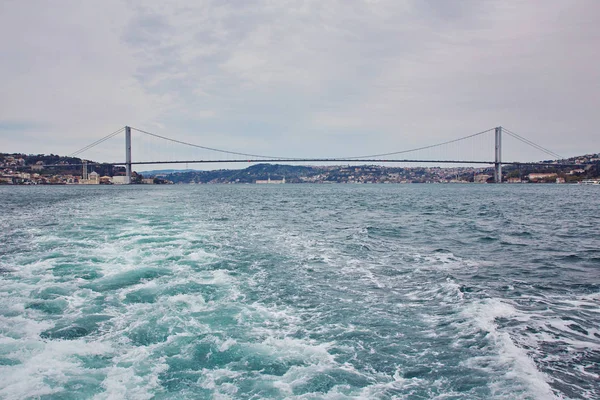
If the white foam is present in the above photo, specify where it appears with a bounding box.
[198,367,241,393]
[95,347,168,400]
[188,248,217,261]
[460,298,557,399]
[0,339,112,400]
[218,338,237,352]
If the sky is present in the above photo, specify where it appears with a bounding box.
[1,0,599,167]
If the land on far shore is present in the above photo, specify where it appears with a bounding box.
[1,152,599,185]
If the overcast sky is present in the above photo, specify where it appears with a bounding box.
[1,0,598,166]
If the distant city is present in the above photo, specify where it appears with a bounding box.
[1,152,599,185]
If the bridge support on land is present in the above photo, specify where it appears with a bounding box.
[494,126,502,183]
[125,126,132,184]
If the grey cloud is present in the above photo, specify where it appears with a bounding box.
[122,12,171,47]
[0,121,47,132]
[0,0,598,163]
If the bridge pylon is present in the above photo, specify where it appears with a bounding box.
[494,126,502,183]
[125,126,132,184]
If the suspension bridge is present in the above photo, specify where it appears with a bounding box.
[52,125,581,184]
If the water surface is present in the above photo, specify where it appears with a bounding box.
[0,184,598,399]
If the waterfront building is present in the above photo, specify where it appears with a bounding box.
[80,171,100,185]
[112,176,129,185]
[528,173,557,182]
[474,174,492,183]
[256,176,286,184]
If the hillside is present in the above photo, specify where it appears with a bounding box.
[1,152,598,184]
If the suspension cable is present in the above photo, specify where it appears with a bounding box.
[339,128,496,159]
[67,126,563,164]
[503,128,563,159]
[131,127,497,161]
[131,127,292,160]
[69,127,125,157]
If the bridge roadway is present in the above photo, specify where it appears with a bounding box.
[37,159,589,168]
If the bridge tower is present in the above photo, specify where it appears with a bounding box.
[494,126,502,183]
[125,126,132,184]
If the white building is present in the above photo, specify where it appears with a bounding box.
[112,176,129,185]
[80,171,100,185]
[256,176,286,184]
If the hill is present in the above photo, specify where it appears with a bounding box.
[1,152,598,184]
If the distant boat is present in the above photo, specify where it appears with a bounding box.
[579,179,600,185]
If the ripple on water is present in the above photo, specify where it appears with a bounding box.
[83,267,171,292]
[0,185,599,399]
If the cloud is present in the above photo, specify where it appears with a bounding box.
[0,121,46,131]
[0,0,598,165]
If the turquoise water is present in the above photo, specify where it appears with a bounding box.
[0,184,599,399]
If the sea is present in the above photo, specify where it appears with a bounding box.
[0,184,598,399]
